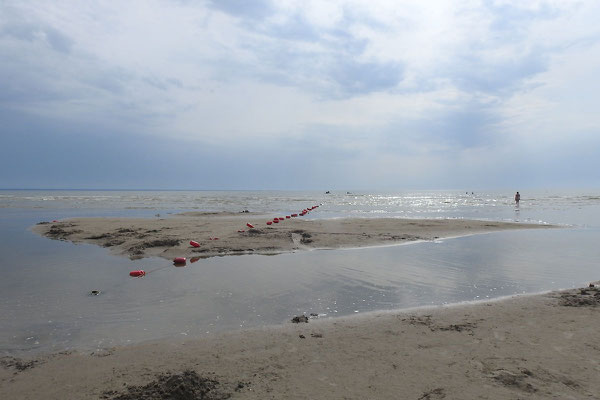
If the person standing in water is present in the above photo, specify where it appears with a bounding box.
[515,191,521,205]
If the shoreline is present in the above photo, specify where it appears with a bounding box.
[31,213,556,261]
[2,283,599,399]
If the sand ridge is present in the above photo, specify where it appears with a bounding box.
[31,213,555,261]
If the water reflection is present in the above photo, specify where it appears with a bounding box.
[1,226,599,356]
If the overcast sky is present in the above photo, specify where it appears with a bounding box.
[1,0,599,190]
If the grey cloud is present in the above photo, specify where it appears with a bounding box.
[84,71,128,95]
[438,2,562,96]
[329,59,402,96]
[140,76,183,91]
[222,24,400,98]
[229,42,403,98]
[485,1,560,34]
[206,0,274,19]
[370,102,501,157]
[202,3,396,98]
[43,26,73,53]
[259,13,320,42]
[425,107,499,149]
[1,23,73,54]
[445,47,548,96]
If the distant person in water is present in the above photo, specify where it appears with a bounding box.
[515,191,521,205]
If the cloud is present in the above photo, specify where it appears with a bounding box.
[1,0,600,189]
[206,0,274,20]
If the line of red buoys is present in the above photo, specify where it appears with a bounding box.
[264,204,320,225]
[136,204,322,277]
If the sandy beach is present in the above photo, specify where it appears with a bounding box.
[15,214,599,399]
[1,283,599,399]
[32,213,554,261]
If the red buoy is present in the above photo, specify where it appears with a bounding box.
[190,256,200,263]
[266,221,272,225]
[190,240,200,248]
[246,223,254,228]
[129,270,145,277]
[237,229,245,233]
[286,215,291,219]
[174,257,186,264]
[291,213,298,217]
[273,219,279,223]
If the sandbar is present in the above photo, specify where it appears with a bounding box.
[32,213,555,260]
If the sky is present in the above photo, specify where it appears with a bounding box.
[1,0,600,190]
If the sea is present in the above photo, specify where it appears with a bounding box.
[1,189,599,356]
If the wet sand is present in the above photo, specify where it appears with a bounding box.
[32,213,554,260]
[2,283,599,399]
[16,214,592,399]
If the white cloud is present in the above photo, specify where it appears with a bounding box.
[1,0,600,188]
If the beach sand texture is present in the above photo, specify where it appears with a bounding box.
[32,213,554,260]
[15,214,598,399]
[1,284,599,399]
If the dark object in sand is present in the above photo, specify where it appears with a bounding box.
[104,370,230,400]
[559,286,600,307]
[0,357,38,372]
[128,238,181,256]
[300,232,313,244]
[144,238,181,248]
[90,290,101,296]
[36,221,50,225]
[46,225,82,239]
[291,315,309,323]
[86,233,112,240]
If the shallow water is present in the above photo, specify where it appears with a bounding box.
[1,190,599,355]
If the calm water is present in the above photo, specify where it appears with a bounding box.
[1,189,599,355]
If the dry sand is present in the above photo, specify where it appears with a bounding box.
[1,284,599,399]
[32,213,554,261]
